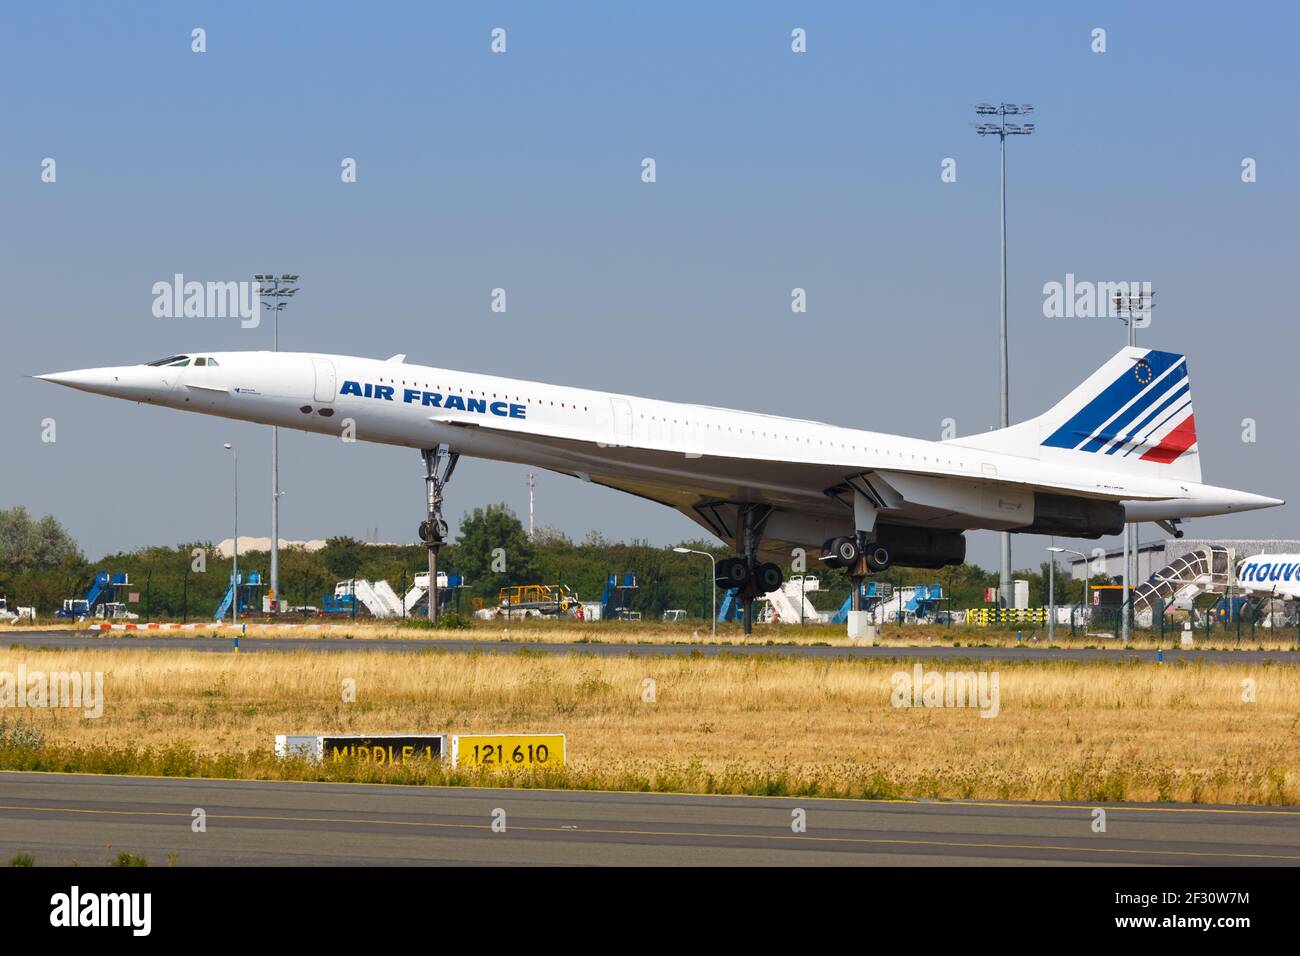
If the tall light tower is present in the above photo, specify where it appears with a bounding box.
[1112,289,1154,643]
[975,102,1035,607]
[223,443,238,625]
[255,273,300,614]
[527,472,536,537]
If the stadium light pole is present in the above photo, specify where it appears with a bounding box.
[674,547,716,638]
[1045,548,1086,639]
[975,103,1035,608]
[1049,546,1090,635]
[1044,541,1061,642]
[223,442,238,626]
[255,274,299,616]
[1112,290,1154,644]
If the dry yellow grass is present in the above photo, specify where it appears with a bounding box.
[1,647,1297,804]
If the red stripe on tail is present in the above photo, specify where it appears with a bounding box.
[1140,415,1197,464]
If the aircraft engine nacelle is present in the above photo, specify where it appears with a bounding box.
[1020,493,1124,538]
[874,525,966,570]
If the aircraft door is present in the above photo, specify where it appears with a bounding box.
[312,358,337,403]
[610,398,633,445]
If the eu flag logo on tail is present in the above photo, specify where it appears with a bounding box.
[1042,349,1195,462]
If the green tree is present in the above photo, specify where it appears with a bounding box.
[0,507,81,573]
[456,504,537,598]
[320,536,366,579]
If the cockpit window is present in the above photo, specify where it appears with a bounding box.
[167,358,190,367]
[146,355,188,367]
[206,358,219,366]
[194,357,207,367]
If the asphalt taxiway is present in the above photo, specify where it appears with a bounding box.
[1,772,1296,866]
[2,630,1296,664]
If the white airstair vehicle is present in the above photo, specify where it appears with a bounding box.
[403,572,458,617]
[758,575,826,624]
[1130,545,1233,626]
[334,579,405,619]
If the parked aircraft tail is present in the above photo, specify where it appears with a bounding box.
[947,347,1201,483]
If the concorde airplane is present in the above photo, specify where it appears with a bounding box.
[36,346,1282,614]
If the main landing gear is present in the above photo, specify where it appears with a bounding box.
[820,532,891,619]
[419,444,459,623]
[820,534,891,573]
[715,505,784,636]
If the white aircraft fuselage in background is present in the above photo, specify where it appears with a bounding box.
[36,346,1283,569]
[1236,554,1300,600]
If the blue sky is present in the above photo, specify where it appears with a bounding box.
[2,1,1297,569]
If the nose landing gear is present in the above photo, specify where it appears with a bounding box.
[420,444,459,623]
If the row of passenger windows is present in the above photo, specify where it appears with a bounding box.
[374,376,589,412]
[640,413,964,464]
[371,376,962,466]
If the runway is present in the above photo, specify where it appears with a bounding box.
[3,630,1298,664]
[0,771,1296,866]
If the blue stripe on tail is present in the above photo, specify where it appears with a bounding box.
[1042,350,1184,451]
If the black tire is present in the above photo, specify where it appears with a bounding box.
[820,536,859,569]
[715,557,751,590]
[419,519,448,544]
[755,562,783,594]
[865,544,891,572]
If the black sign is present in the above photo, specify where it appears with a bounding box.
[320,734,445,764]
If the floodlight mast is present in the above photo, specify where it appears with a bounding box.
[255,274,300,615]
[974,102,1035,608]
[1111,289,1155,645]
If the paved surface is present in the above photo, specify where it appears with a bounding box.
[0,772,1296,866]
[2,629,1297,663]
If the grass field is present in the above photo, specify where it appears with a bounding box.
[1,646,1296,804]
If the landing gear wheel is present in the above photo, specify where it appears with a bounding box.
[418,518,448,544]
[716,557,752,591]
[755,562,784,594]
[821,536,860,569]
[865,544,891,573]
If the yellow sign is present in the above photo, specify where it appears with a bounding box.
[452,734,565,770]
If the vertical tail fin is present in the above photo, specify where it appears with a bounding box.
[946,347,1201,482]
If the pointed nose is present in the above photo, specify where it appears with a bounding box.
[36,367,123,395]
[36,370,96,387]
[35,366,166,401]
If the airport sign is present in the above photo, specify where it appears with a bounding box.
[451,733,565,770]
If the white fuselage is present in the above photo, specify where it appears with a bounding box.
[36,351,1283,550]
[1236,554,1300,599]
